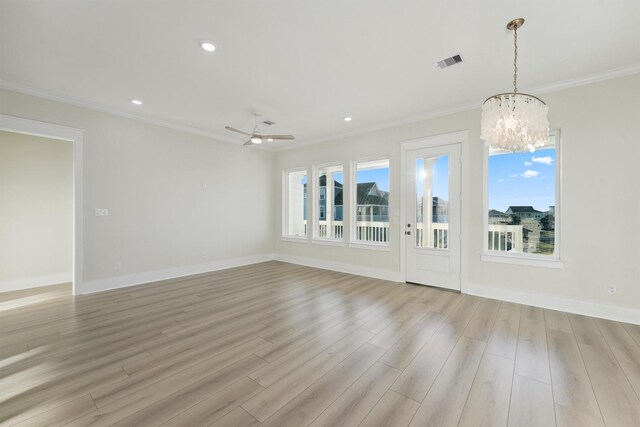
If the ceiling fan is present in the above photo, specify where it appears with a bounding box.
[225,115,295,146]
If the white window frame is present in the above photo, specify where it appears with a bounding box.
[350,157,391,251]
[312,162,345,246]
[482,129,563,268]
[282,167,309,242]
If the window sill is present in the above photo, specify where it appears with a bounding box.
[349,242,391,252]
[481,253,564,269]
[281,236,308,243]
[312,239,345,247]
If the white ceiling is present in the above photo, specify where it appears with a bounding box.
[1,0,639,148]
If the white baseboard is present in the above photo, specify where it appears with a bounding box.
[79,253,276,295]
[76,251,639,325]
[275,253,403,282]
[0,273,72,293]
[466,282,640,325]
[275,254,639,325]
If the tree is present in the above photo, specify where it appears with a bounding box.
[539,214,555,231]
[509,214,521,225]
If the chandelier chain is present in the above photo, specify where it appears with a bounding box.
[513,26,518,94]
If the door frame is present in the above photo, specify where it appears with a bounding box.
[0,114,84,295]
[400,130,468,291]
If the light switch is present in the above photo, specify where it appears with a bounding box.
[95,208,109,216]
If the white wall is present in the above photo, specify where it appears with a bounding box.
[274,73,640,323]
[0,131,72,291]
[0,89,275,294]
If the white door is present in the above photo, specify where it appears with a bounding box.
[405,144,461,290]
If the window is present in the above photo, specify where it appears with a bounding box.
[352,159,390,244]
[314,164,344,240]
[486,132,560,260]
[284,168,307,238]
[415,155,449,249]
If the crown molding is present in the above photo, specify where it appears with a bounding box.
[0,79,276,152]
[528,62,640,95]
[274,63,640,152]
[3,62,639,154]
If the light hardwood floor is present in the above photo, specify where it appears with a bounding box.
[1,261,639,426]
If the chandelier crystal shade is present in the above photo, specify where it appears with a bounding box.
[481,18,549,153]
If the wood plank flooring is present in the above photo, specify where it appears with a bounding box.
[1,261,639,426]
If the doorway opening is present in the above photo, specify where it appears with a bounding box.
[0,115,83,295]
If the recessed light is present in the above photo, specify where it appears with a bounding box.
[251,136,263,144]
[267,138,273,142]
[131,99,143,105]
[200,40,216,52]
[344,116,352,122]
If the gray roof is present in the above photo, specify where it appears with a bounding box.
[357,182,388,206]
[507,206,542,213]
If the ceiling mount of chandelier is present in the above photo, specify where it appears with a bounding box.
[481,18,549,153]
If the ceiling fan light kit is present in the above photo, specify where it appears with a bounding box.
[224,118,295,146]
[481,18,550,153]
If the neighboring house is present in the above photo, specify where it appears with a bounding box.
[417,196,449,223]
[303,178,389,222]
[488,209,509,224]
[318,175,343,221]
[505,206,545,220]
[432,197,449,223]
[356,182,389,222]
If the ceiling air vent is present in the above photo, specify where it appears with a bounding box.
[262,120,276,126]
[436,54,463,69]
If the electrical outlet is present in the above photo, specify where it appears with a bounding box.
[114,262,121,271]
[95,208,109,216]
[607,285,616,295]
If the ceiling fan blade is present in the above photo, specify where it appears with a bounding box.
[243,140,254,146]
[261,135,295,140]
[226,126,253,136]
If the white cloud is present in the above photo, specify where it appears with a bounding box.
[532,156,553,165]
[524,161,532,166]
[521,170,540,178]
[497,178,504,183]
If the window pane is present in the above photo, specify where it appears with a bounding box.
[488,141,556,255]
[355,159,389,243]
[317,165,343,240]
[286,169,307,237]
[415,155,449,249]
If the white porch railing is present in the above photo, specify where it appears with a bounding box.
[355,221,388,242]
[416,223,524,252]
[316,220,388,243]
[415,222,449,249]
[313,221,524,252]
[317,221,345,239]
[487,224,523,252]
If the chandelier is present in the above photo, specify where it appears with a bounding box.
[481,18,549,153]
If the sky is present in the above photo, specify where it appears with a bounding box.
[488,147,556,212]
[310,148,555,212]
[416,156,449,201]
